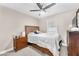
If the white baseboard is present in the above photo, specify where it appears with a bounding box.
[0,48,13,55]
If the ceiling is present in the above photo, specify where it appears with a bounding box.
[0,3,79,19]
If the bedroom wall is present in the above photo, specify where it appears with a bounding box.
[39,10,76,46]
[0,5,39,52]
[17,14,39,34]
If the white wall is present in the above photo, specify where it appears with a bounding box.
[39,10,76,45]
[0,5,39,52]
[17,14,39,33]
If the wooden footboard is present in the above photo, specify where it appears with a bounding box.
[28,42,53,56]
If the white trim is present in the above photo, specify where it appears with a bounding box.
[0,48,13,55]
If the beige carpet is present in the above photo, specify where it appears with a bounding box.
[59,46,68,56]
[0,46,68,56]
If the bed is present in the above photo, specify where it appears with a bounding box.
[25,26,61,56]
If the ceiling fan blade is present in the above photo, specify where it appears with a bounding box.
[37,3,42,9]
[43,3,56,10]
[30,10,40,12]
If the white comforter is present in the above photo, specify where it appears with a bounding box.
[28,32,60,56]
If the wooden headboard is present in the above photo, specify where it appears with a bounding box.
[25,26,39,35]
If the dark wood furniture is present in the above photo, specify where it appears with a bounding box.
[29,43,53,56]
[13,36,28,51]
[13,26,53,56]
[25,26,53,56]
[68,31,79,56]
[13,26,40,52]
[25,26,39,34]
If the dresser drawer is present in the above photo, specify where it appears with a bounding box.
[68,31,79,56]
[68,46,78,56]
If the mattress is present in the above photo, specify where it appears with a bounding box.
[28,32,60,56]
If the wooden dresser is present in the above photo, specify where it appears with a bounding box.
[13,36,28,51]
[68,31,79,56]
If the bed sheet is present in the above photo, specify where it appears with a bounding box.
[28,33,60,56]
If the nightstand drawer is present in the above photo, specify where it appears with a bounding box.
[13,37,28,51]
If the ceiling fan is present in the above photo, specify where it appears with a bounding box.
[30,3,56,13]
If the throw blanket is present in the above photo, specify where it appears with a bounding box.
[28,32,61,56]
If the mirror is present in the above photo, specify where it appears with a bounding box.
[77,11,79,27]
[72,9,79,28]
[76,8,79,27]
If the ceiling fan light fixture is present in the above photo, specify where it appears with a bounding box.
[30,3,56,16]
[39,10,46,16]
